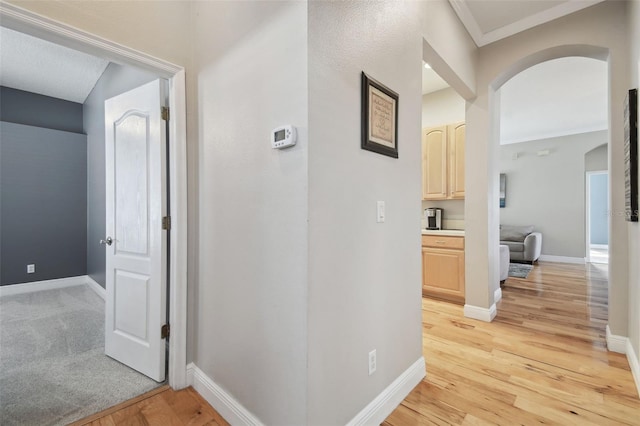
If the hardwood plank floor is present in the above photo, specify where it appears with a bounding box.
[72,386,229,426]
[384,261,640,425]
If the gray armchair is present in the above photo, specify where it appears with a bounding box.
[500,225,542,264]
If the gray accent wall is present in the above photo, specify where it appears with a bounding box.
[1,122,87,285]
[0,86,84,133]
[83,62,158,288]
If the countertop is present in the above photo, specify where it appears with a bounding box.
[421,229,465,237]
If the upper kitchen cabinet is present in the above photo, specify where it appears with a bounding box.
[422,126,447,199]
[422,122,465,200]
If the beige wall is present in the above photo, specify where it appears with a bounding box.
[307,2,424,423]
[627,0,640,375]
[191,2,309,424]
[465,2,630,325]
[7,1,191,67]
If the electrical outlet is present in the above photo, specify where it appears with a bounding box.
[368,349,377,376]
[27,264,35,274]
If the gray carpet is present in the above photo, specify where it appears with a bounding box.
[508,263,534,278]
[0,285,161,425]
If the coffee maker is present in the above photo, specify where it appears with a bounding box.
[425,208,443,230]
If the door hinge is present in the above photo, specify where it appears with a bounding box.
[161,106,170,121]
[161,324,170,339]
[162,216,172,230]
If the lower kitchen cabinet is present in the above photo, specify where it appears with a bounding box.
[421,235,465,304]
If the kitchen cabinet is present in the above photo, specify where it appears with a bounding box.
[422,235,465,304]
[422,122,465,200]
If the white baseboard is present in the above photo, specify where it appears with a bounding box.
[347,357,426,426]
[606,325,628,353]
[187,363,264,425]
[626,339,640,398]
[538,255,586,264]
[86,276,106,300]
[0,275,87,297]
[494,287,502,303]
[590,244,608,250]
[605,326,640,397]
[464,303,497,322]
[187,358,426,426]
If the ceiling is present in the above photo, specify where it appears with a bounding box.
[0,27,109,103]
[448,0,605,47]
[422,64,450,95]
[500,56,607,144]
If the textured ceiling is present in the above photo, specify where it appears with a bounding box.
[0,27,109,104]
[499,56,608,145]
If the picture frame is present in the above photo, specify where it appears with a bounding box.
[361,72,399,158]
[499,173,506,208]
[624,88,638,222]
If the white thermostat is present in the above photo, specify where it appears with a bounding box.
[271,125,297,149]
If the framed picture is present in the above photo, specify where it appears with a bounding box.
[624,88,638,222]
[499,173,506,208]
[361,72,399,158]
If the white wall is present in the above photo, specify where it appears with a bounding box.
[192,2,309,424]
[307,2,423,424]
[585,143,608,172]
[627,0,640,376]
[465,2,630,326]
[499,131,606,258]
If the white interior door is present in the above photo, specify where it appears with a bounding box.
[104,79,167,382]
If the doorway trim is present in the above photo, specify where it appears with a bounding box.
[0,2,189,388]
[586,170,609,264]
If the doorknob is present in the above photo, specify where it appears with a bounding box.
[100,237,113,246]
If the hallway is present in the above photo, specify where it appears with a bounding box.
[384,262,639,424]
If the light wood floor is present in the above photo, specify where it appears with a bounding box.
[75,262,638,425]
[72,385,229,426]
[384,261,640,425]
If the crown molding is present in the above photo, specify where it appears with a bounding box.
[449,0,605,47]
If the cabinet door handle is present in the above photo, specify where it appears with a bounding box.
[436,240,446,244]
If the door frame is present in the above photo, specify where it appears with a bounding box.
[0,3,189,388]
[585,170,609,264]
